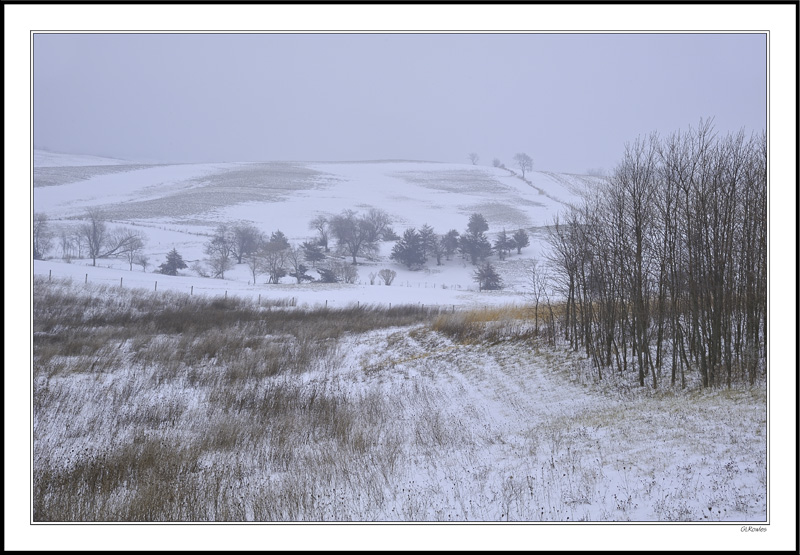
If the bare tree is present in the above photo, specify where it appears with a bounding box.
[70,229,85,259]
[309,214,330,252]
[79,209,108,267]
[329,259,358,284]
[246,251,264,284]
[513,152,533,179]
[260,240,288,284]
[468,152,479,165]
[329,210,379,264]
[59,228,74,261]
[378,268,396,286]
[609,133,660,387]
[33,212,53,260]
[286,244,312,284]
[119,230,147,270]
[525,258,548,335]
[204,226,235,278]
[362,208,393,243]
[79,209,148,267]
[134,253,150,272]
[543,119,766,390]
[231,223,263,264]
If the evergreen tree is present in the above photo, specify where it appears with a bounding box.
[467,213,489,235]
[158,248,188,276]
[474,262,503,291]
[270,230,290,250]
[512,229,530,254]
[301,241,326,267]
[460,233,493,264]
[317,267,338,283]
[391,228,426,269]
[460,214,492,265]
[443,229,460,260]
[430,234,446,265]
[494,229,514,260]
[418,224,435,260]
[289,263,314,283]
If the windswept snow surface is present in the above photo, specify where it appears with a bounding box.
[33,151,593,306]
[31,151,767,524]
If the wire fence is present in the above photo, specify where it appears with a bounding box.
[41,269,526,314]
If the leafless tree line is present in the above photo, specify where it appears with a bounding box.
[545,120,766,388]
[34,209,149,270]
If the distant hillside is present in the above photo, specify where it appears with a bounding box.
[33,154,602,240]
[34,150,134,167]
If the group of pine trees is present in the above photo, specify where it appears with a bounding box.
[390,213,530,290]
[544,120,766,389]
[389,214,530,268]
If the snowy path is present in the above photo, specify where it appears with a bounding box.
[331,325,766,521]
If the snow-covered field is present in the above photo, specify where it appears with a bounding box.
[33,149,591,306]
[29,150,772,537]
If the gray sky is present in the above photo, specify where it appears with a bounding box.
[33,33,766,174]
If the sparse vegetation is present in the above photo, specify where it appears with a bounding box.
[33,279,765,522]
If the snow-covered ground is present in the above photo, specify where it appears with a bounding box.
[33,150,593,306]
[26,150,777,540]
[32,277,767,526]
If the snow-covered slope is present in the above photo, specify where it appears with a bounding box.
[34,149,134,167]
[32,151,603,306]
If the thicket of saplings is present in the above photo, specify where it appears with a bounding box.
[541,120,766,390]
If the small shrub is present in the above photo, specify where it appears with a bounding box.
[378,268,396,286]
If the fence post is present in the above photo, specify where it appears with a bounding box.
[258,294,261,305]
[191,285,193,295]
[85,273,88,284]
[49,270,51,281]
[155,281,157,291]
[120,277,123,287]
[225,290,227,299]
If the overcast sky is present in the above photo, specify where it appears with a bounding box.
[33,32,766,174]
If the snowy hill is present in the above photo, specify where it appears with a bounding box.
[34,149,134,167]
[33,151,605,306]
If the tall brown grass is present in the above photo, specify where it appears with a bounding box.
[33,277,437,521]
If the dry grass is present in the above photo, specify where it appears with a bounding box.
[32,277,766,522]
[33,277,438,521]
[431,305,542,344]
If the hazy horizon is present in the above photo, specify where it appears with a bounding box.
[34,32,766,174]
